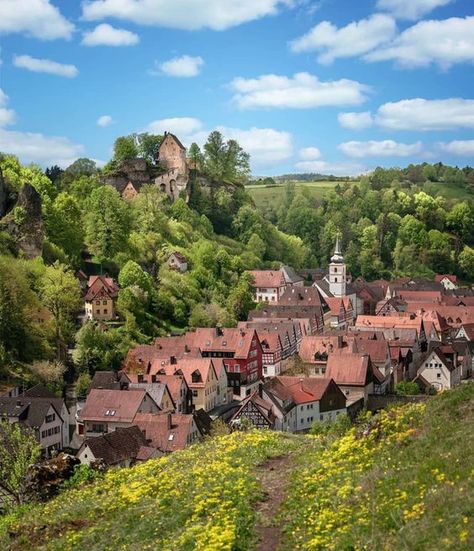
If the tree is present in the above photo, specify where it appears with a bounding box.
[459,246,474,279]
[226,273,254,321]
[25,360,66,396]
[395,381,420,395]
[203,131,250,183]
[84,186,130,260]
[0,421,41,506]
[45,165,64,184]
[75,372,92,398]
[46,192,84,261]
[64,158,97,176]
[136,133,163,164]
[188,142,203,171]
[118,260,152,293]
[40,262,81,359]
[113,136,138,163]
[446,202,474,243]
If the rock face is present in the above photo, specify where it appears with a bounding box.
[0,182,44,258]
[0,167,8,218]
[102,158,160,194]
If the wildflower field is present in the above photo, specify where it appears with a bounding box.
[1,384,473,550]
[280,383,474,550]
[0,431,300,551]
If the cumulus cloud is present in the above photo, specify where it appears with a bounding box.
[339,139,423,158]
[229,72,370,109]
[375,98,474,130]
[157,55,204,77]
[376,0,453,20]
[0,128,84,166]
[0,0,74,40]
[0,89,16,127]
[295,160,366,176]
[438,140,474,156]
[97,115,113,127]
[338,111,374,130]
[13,55,78,78]
[82,0,291,31]
[217,126,293,164]
[290,14,396,64]
[299,147,321,160]
[145,117,293,166]
[365,16,474,69]
[82,23,139,46]
[146,117,204,136]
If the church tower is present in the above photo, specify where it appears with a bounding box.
[328,235,346,297]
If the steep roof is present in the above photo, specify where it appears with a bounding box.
[278,286,325,308]
[89,371,122,391]
[435,274,458,284]
[160,132,186,151]
[326,353,373,386]
[248,270,286,288]
[353,339,390,364]
[190,327,258,359]
[79,426,147,465]
[156,358,216,389]
[133,412,198,452]
[0,396,63,429]
[230,391,276,427]
[299,335,348,363]
[84,275,119,301]
[355,315,424,337]
[281,266,304,285]
[80,389,152,423]
[265,376,337,405]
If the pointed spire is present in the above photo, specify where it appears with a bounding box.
[330,232,344,264]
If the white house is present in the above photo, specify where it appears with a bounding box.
[416,348,461,391]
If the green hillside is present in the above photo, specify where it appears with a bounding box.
[2,384,473,550]
[246,180,346,209]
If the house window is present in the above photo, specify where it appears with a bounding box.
[104,309,108,314]
[192,390,198,397]
[437,373,441,378]
[334,267,337,273]
[96,301,100,305]
[45,413,55,423]
[102,300,107,305]
[335,277,338,282]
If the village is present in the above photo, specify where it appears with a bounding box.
[2,231,473,468]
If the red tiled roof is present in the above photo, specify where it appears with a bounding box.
[299,335,347,363]
[326,353,372,386]
[189,328,258,359]
[248,270,286,289]
[84,275,119,301]
[80,389,151,423]
[154,358,217,389]
[134,412,197,452]
[353,339,390,363]
[435,274,457,284]
[266,376,336,405]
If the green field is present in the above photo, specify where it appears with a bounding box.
[246,180,347,209]
[247,179,474,210]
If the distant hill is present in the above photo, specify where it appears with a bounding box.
[2,383,473,550]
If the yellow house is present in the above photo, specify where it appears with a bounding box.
[84,276,119,322]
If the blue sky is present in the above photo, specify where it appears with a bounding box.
[0,0,473,175]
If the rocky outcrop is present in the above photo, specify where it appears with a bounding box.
[0,167,7,218]
[26,453,81,502]
[102,158,162,194]
[0,182,44,258]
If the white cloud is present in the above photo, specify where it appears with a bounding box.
[376,0,453,20]
[97,115,113,127]
[339,139,423,158]
[365,16,474,69]
[82,23,139,46]
[145,117,293,166]
[0,128,84,166]
[290,14,396,64]
[229,72,370,109]
[438,140,474,156]
[158,55,204,77]
[146,117,204,136]
[338,111,374,130]
[376,98,474,130]
[0,0,74,40]
[13,55,78,78]
[299,147,321,160]
[82,0,291,30]
[0,88,16,127]
[217,126,293,164]
[295,160,366,176]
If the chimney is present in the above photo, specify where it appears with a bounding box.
[151,374,157,383]
[216,327,224,337]
[146,361,152,375]
[258,382,263,398]
[170,355,177,365]
[184,344,190,353]
[167,412,172,430]
[138,374,144,383]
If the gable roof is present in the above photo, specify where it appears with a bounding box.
[80,389,154,423]
[281,266,304,285]
[230,391,276,427]
[353,339,390,364]
[133,412,198,452]
[84,275,119,301]
[160,132,186,151]
[265,376,337,405]
[0,396,63,429]
[326,353,373,386]
[435,274,457,284]
[248,270,286,289]
[89,371,123,391]
[299,335,348,363]
[278,286,326,308]
[79,426,147,465]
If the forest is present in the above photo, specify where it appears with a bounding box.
[0,131,473,391]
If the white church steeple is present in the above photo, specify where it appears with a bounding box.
[329,234,346,297]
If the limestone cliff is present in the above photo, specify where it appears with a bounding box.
[0,183,44,258]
